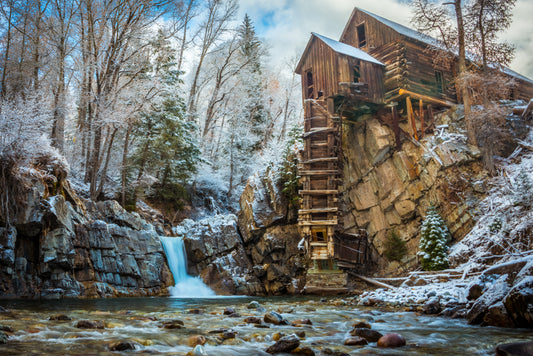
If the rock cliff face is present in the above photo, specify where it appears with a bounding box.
[0,173,172,298]
[180,170,307,295]
[341,109,488,275]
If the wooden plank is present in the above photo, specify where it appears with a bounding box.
[299,220,338,226]
[348,272,394,289]
[301,157,338,164]
[299,207,339,214]
[399,88,454,107]
[299,189,338,195]
[521,99,533,120]
[303,128,337,138]
[406,96,418,141]
[299,170,340,176]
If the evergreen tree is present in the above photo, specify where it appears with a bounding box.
[514,169,533,208]
[418,205,450,270]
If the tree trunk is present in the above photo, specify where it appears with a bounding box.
[121,123,132,206]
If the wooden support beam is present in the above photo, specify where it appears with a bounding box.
[299,220,338,226]
[406,96,418,141]
[419,99,424,139]
[299,207,339,214]
[299,190,338,195]
[390,103,401,151]
[398,89,454,107]
[299,170,340,176]
[301,157,338,164]
[348,272,394,289]
[303,128,337,138]
[522,99,533,120]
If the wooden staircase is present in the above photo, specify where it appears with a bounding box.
[298,98,342,262]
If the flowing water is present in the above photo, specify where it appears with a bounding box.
[160,236,215,298]
[0,296,532,355]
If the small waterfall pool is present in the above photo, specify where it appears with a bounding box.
[160,236,216,298]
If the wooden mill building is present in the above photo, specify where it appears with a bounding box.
[296,7,533,273]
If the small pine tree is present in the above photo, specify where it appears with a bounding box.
[278,124,303,217]
[384,230,407,262]
[418,205,450,270]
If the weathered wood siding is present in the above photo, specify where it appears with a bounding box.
[513,78,533,101]
[298,37,341,101]
[340,10,401,50]
[298,36,384,103]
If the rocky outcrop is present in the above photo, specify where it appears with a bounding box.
[179,169,307,295]
[341,109,487,275]
[0,172,172,298]
[466,256,533,328]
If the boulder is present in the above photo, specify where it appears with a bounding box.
[496,341,533,356]
[350,328,383,342]
[423,297,442,314]
[504,278,533,328]
[344,337,368,346]
[266,334,300,354]
[377,333,406,348]
[75,320,105,329]
[109,341,137,351]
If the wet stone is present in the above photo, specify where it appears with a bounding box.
[272,332,285,341]
[248,301,261,309]
[49,314,71,321]
[223,307,235,315]
[188,309,205,315]
[244,316,262,324]
[0,325,13,332]
[496,341,533,356]
[350,328,383,342]
[344,336,368,346]
[161,319,185,329]
[264,311,287,325]
[291,318,312,326]
[222,330,237,339]
[0,331,7,344]
[291,346,316,355]
[109,341,137,351]
[75,320,105,329]
[377,333,406,348]
[187,335,207,347]
[295,330,306,338]
[266,334,300,354]
[351,320,371,329]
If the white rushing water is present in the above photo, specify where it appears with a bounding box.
[160,236,216,298]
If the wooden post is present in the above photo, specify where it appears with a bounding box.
[390,102,401,151]
[419,99,424,139]
[406,96,418,141]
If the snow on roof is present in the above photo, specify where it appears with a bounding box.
[356,8,533,84]
[312,32,384,66]
[358,8,440,48]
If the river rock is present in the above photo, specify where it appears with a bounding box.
[264,311,287,325]
[291,318,312,326]
[223,307,235,315]
[187,335,207,347]
[351,320,371,329]
[495,341,533,356]
[161,319,185,329]
[244,316,262,324]
[222,330,237,339]
[109,341,137,351]
[272,332,285,341]
[350,328,383,342]
[377,333,406,347]
[344,337,368,346]
[248,301,261,309]
[291,346,316,355]
[49,314,71,321]
[75,320,105,329]
[266,334,300,354]
[0,325,13,332]
[0,331,7,344]
[423,297,442,314]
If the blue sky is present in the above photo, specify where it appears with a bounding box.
[237,0,533,80]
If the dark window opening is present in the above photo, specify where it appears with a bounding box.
[317,90,324,98]
[435,70,444,93]
[312,228,326,242]
[357,23,366,48]
[306,70,314,98]
[353,60,361,83]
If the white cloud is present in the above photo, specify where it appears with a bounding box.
[238,0,533,79]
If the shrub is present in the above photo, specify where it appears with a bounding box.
[418,205,450,271]
[384,230,407,262]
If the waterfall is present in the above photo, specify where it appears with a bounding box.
[160,236,215,298]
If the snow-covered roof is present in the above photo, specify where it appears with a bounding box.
[348,7,533,84]
[312,32,384,66]
[356,8,441,48]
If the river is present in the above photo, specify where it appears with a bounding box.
[1,296,532,355]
